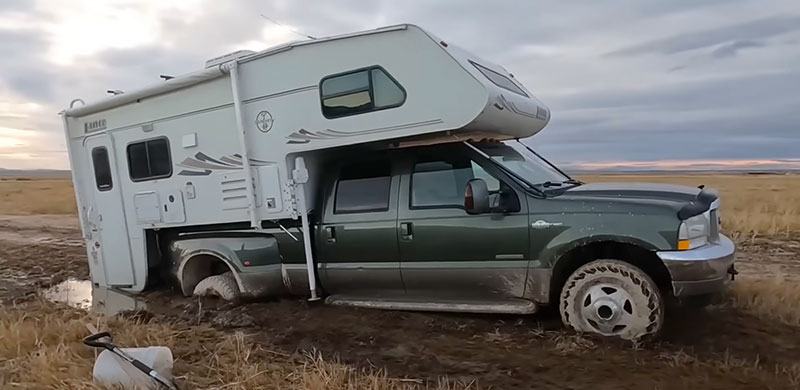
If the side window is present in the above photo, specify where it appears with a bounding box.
[334,160,392,214]
[320,66,406,119]
[91,147,113,191]
[470,161,500,191]
[411,157,502,209]
[470,60,528,97]
[126,138,172,182]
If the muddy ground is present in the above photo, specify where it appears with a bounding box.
[1,215,799,389]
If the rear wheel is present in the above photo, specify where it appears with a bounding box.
[193,272,240,301]
[559,259,664,340]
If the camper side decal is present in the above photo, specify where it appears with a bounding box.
[285,119,444,144]
[177,152,274,176]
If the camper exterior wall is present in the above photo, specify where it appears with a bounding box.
[63,24,551,293]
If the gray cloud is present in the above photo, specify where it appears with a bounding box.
[0,0,799,170]
[608,16,800,57]
[711,40,765,58]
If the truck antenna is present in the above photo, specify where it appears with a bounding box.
[259,14,316,40]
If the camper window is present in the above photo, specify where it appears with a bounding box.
[469,61,528,97]
[126,137,172,182]
[91,147,113,191]
[320,66,405,118]
[334,160,392,214]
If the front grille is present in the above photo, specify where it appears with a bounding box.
[709,208,720,242]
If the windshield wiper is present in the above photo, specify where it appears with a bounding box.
[540,181,563,188]
[538,179,582,189]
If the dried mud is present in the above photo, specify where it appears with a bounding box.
[1,215,798,389]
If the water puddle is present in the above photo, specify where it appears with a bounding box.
[44,279,149,316]
[44,279,92,309]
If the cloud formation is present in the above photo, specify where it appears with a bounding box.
[0,0,797,169]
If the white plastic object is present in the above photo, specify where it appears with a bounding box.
[93,347,173,390]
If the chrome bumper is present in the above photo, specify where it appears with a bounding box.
[656,234,736,297]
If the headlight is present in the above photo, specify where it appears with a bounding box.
[678,212,710,250]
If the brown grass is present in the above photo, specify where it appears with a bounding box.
[729,275,800,328]
[0,178,76,215]
[579,174,800,237]
[0,300,466,390]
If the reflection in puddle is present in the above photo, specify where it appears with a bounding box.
[45,279,148,316]
[44,279,92,309]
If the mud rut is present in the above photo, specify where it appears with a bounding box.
[1,215,798,389]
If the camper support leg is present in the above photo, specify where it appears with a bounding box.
[229,61,260,229]
[292,157,320,301]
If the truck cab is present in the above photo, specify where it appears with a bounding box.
[168,139,736,340]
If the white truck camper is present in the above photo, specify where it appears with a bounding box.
[61,24,549,303]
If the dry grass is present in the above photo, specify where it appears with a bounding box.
[729,274,800,328]
[579,174,800,237]
[0,179,76,215]
[0,300,467,390]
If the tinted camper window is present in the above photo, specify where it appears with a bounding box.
[470,61,528,97]
[126,138,172,182]
[91,147,113,191]
[334,161,392,214]
[320,66,405,118]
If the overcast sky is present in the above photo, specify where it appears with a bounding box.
[1,0,798,170]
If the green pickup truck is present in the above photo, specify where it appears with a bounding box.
[166,139,736,339]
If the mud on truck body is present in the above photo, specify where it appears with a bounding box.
[61,24,736,339]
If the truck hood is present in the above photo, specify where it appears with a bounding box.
[563,182,701,203]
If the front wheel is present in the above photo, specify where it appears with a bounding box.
[559,259,664,340]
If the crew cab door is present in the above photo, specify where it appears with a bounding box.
[317,157,403,295]
[397,145,530,299]
[83,134,136,286]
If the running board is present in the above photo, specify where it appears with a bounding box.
[324,295,538,314]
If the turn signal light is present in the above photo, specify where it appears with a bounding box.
[677,239,690,250]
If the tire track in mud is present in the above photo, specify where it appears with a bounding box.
[0,215,798,389]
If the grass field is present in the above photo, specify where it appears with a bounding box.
[3,174,798,236]
[579,174,800,237]
[0,178,76,215]
[1,175,799,389]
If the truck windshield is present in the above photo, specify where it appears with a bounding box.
[475,141,572,189]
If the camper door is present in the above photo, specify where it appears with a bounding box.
[83,134,136,287]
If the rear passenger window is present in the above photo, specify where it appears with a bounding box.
[91,147,112,191]
[127,138,172,182]
[320,66,405,119]
[334,161,392,214]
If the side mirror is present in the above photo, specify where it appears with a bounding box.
[465,179,490,215]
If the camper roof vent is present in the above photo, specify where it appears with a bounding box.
[204,50,256,68]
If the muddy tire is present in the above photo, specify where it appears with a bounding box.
[559,259,664,340]
[193,272,240,301]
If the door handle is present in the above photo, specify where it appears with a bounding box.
[400,222,413,240]
[325,226,336,244]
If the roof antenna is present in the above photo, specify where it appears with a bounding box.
[260,14,316,40]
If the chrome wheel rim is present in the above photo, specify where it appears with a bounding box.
[579,283,637,336]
